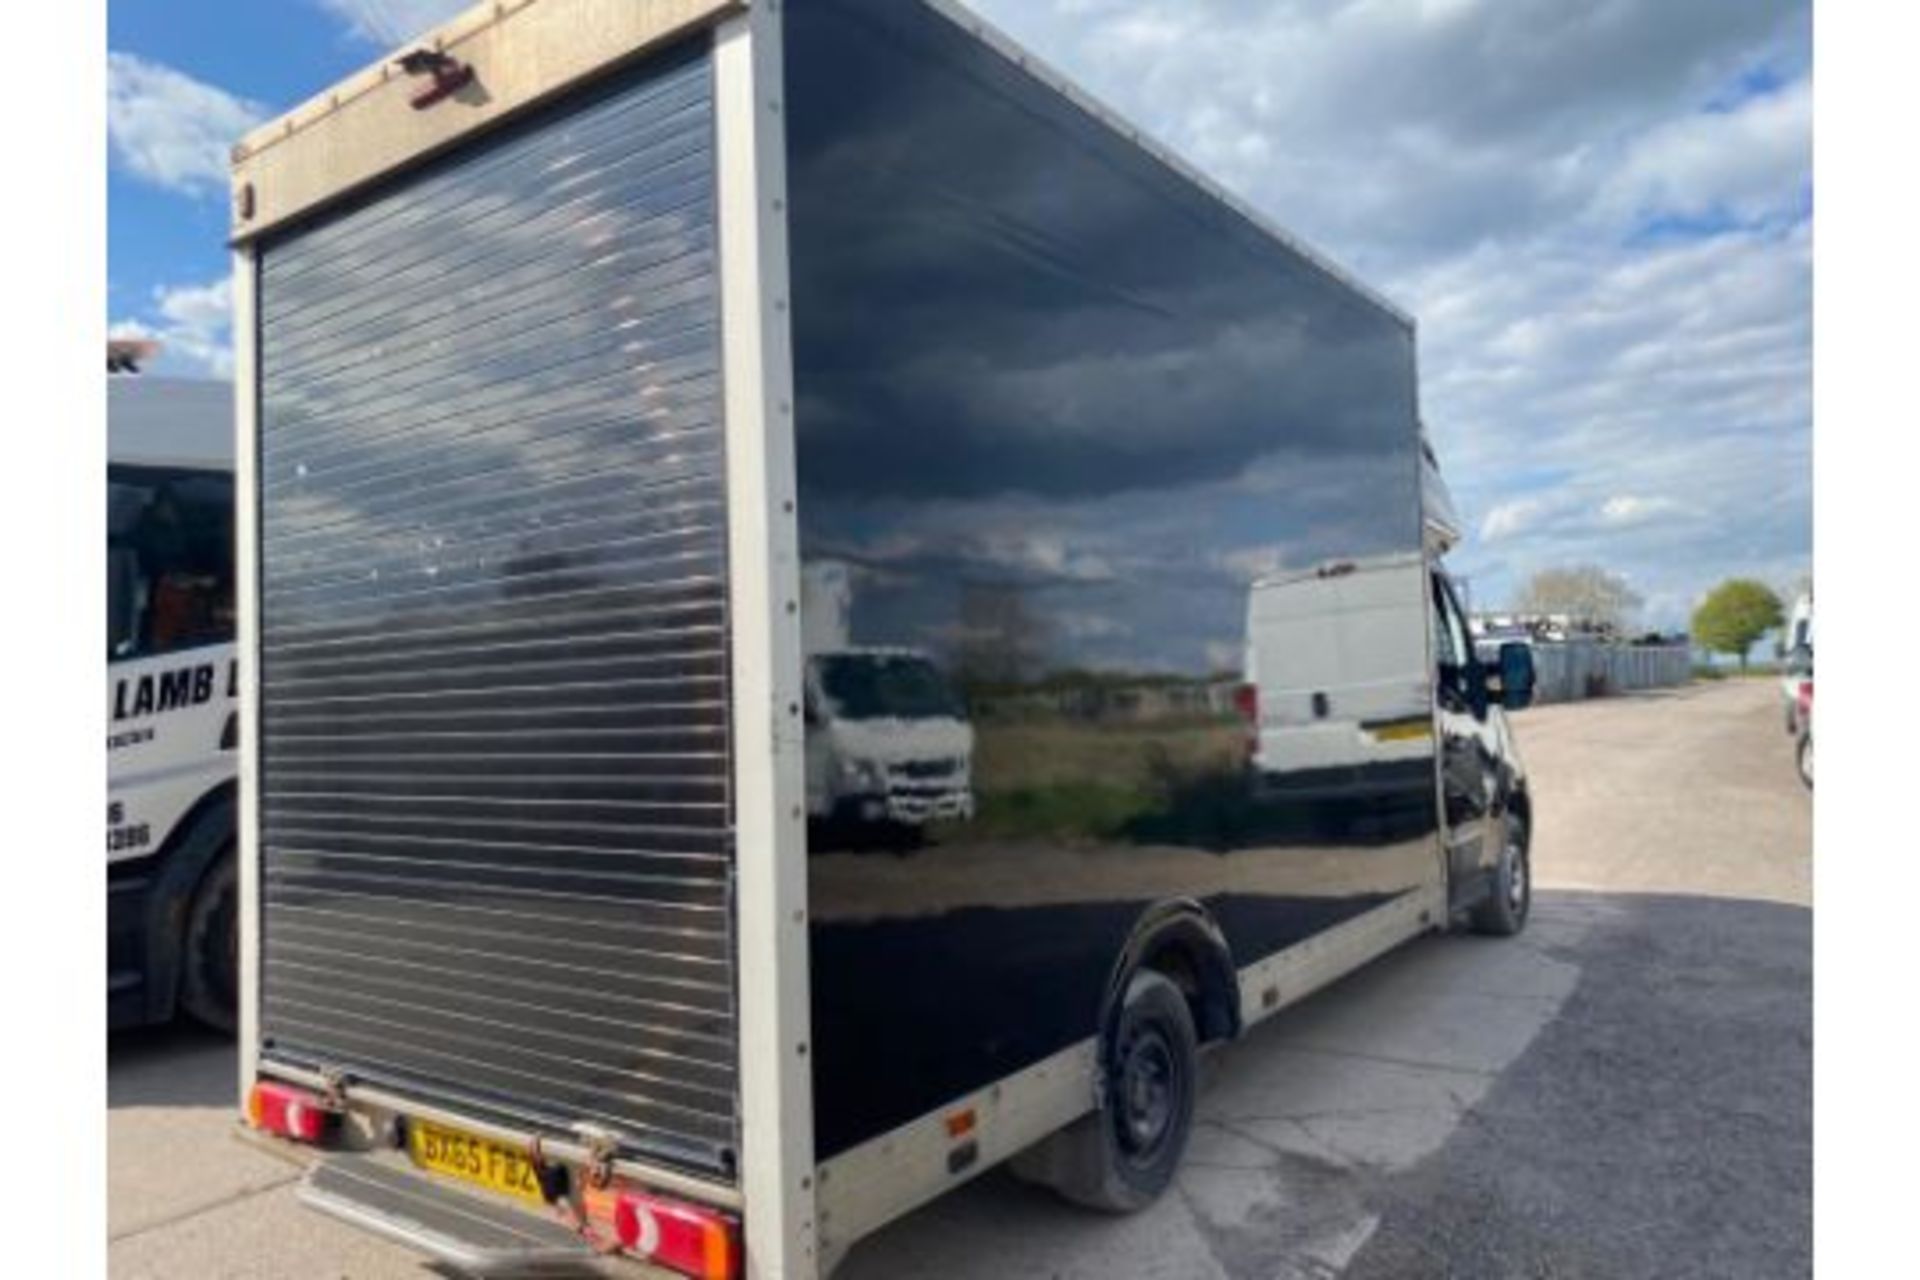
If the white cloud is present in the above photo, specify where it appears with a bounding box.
[110,276,235,378]
[1598,495,1681,527]
[106,53,263,198]
[1602,79,1812,225]
[971,0,1811,628]
[1480,497,1554,543]
[313,0,469,45]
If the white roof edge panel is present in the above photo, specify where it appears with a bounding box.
[1250,549,1427,592]
[228,0,743,242]
[107,377,234,472]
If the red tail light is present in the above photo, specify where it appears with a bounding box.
[246,1081,334,1143]
[1798,680,1812,715]
[1233,682,1260,763]
[585,1181,739,1280]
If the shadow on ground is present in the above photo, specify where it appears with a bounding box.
[108,1022,235,1110]
[1341,890,1810,1280]
[840,889,1810,1280]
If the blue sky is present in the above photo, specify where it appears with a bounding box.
[107,0,1811,627]
[108,3,362,343]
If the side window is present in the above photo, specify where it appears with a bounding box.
[108,467,236,660]
[1430,577,1459,667]
[108,472,158,659]
[1430,573,1472,695]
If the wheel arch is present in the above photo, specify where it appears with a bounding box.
[1504,779,1532,830]
[1101,899,1241,1050]
[137,781,238,1025]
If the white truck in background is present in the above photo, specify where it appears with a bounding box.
[107,359,239,1031]
[801,561,976,833]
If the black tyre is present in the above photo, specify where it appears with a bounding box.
[1797,732,1812,790]
[180,848,238,1034]
[1016,970,1198,1213]
[1469,807,1530,937]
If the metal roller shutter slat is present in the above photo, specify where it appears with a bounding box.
[256,43,737,1179]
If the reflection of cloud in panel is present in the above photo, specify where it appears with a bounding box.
[798,442,1417,679]
[1058,613,1131,642]
[806,446,1413,595]
[782,0,1425,679]
[809,524,1125,590]
[796,304,1408,504]
[1204,641,1243,675]
[1002,534,1116,584]
[787,3,1415,509]
[1214,544,1293,584]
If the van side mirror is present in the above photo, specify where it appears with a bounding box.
[1494,642,1535,711]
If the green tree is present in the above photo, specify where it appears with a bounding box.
[1691,579,1784,669]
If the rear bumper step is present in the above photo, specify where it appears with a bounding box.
[300,1155,600,1277]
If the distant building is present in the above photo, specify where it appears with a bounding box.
[1470,611,1619,643]
[1470,614,1687,667]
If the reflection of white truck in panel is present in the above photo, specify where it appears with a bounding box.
[1241,553,1434,796]
[801,561,975,828]
[107,370,239,1031]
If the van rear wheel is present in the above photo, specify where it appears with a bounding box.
[1013,969,1197,1213]
[180,848,238,1034]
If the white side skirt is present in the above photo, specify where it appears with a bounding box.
[1236,884,1443,1033]
[816,1039,1099,1261]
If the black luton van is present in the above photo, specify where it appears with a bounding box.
[227,1,1538,1276]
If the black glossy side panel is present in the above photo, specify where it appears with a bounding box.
[785,0,1440,1161]
[255,42,738,1178]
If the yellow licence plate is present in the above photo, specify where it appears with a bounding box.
[407,1118,547,1207]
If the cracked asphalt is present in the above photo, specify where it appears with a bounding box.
[107,679,1811,1278]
